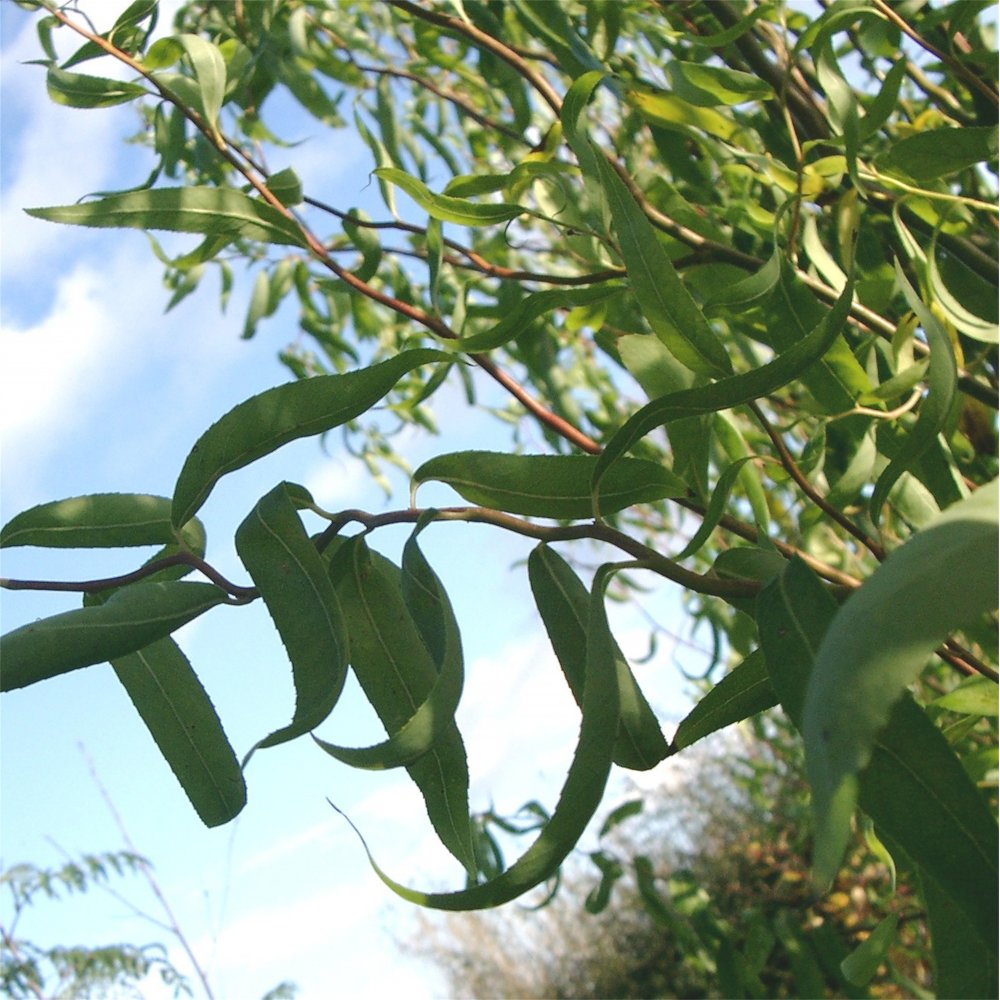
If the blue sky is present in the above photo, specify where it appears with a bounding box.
[1,4,699,997]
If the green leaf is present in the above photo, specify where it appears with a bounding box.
[625,86,739,141]
[46,66,148,108]
[314,519,465,770]
[758,558,998,942]
[328,537,476,876]
[591,150,732,377]
[881,125,998,183]
[593,278,854,492]
[373,167,523,226]
[671,650,777,751]
[267,166,304,208]
[172,349,448,526]
[1,493,203,552]
[932,675,999,716]
[413,452,688,518]
[112,637,246,827]
[598,798,644,839]
[840,915,896,986]
[666,60,773,106]
[338,561,621,909]
[457,284,624,352]
[922,873,1000,999]
[1,582,227,692]
[869,262,957,521]
[927,234,999,344]
[174,34,226,130]
[235,483,348,757]
[528,544,668,771]
[802,480,998,878]
[26,186,307,248]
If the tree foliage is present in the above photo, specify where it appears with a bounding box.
[2,0,997,993]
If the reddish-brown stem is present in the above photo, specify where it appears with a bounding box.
[748,401,886,561]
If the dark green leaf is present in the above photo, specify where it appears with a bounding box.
[802,480,998,880]
[593,279,854,491]
[328,537,476,876]
[235,483,348,757]
[112,637,246,827]
[338,562,622,909]
[881,125,998,183]
[414,451,687,518]
[314,518,465,770]
[671,650,776,751]
[666,60,773,106]
[840,915,896,986]
[1,582,227,692]
[172,349,448,526]
[529,544,668,771]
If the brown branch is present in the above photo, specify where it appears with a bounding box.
[389,0,564,115]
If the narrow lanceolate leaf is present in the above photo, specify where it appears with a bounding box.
[869,262,957,521]
[560,71,730,378]
[597,150,731,377]
[881,125,998,183]
[112,637,246,827]
[172,349,448,526]
[341,562,622,910]
[457,284,624,353]
[801,480,998,882]
[1,494,204,553]
[373,167,523,226]
[26,186,307,248]
[0,582,227,692]
[46,66,149,108]
[529,544,668,771]
[235,483,348,757]
[671,649,776,751]
[314,519,465,770]
[594,279,854,490]
[174,34,226,130]
[328,537,476,876]
[758,558,998,940]
[413,452,687,519]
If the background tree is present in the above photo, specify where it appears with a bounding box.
[2,1,996,996]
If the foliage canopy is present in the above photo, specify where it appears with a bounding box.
[2,0,997,993]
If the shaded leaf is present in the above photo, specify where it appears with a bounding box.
[881,125,998,183]
[1,582,227,692]
[1,493,203,552]
[172,349,448,526]
[112,637,246,827]
[46,66,148,108]
[802,480,998,878]
[314,518,465,770]
[328,537,476,875]
[671,650,776,751]
[235,483,348,757]
[414,451,687,518]
[529,544,668,771]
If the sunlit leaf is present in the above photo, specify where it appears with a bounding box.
[374,166,523,226]
[26,186,307,247]
[46,66,148,108]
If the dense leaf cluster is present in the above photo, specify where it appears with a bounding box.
[2,1,997,994]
